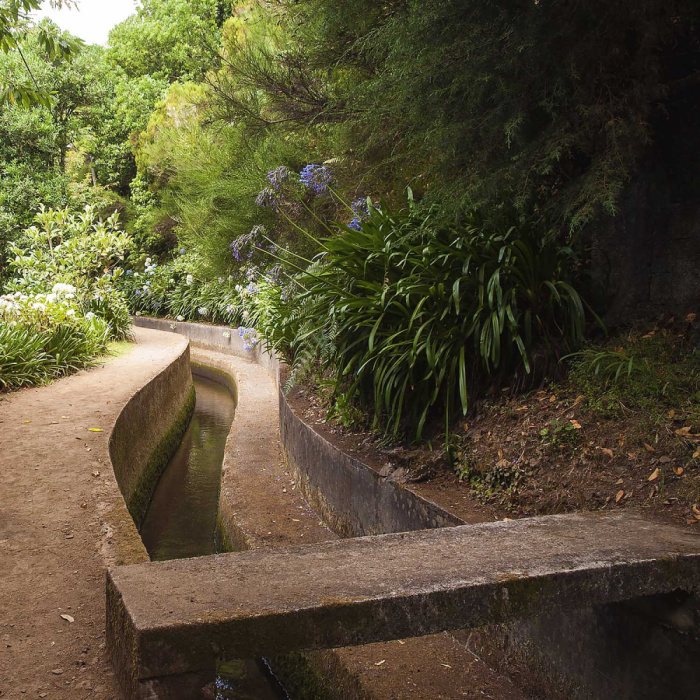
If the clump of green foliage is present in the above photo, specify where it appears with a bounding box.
[568,329,700,425]
[254,195,592,438]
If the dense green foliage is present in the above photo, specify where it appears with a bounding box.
[2,0,697,439]
[251,199,590,437]
[0,0,82,106]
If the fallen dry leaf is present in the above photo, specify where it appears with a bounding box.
[668,409,676,419]
[643,442,655,452]
[601,448,614,458]
[615,490,625,503]
[693,504,700,516]
[675,427,692,437]
[648,468,660,482]
[687,313,697,323]
[659,456,672,464]
[570,420,582,430]
[60,614,74,624]
[674,466,684,476]
[693,450,700,459]
[686,520,697,526]
[375,660,386,666]
[616,478,624,485]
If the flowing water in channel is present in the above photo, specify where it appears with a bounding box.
[140,373,288,699]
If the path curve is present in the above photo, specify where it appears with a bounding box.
[0,328,188,700]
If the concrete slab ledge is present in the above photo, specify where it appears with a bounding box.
[107,512,700,684]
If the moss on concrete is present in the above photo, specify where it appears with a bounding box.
[127,384,196,528]
[267,653,338,700]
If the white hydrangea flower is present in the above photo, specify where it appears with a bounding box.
[52,283,77,295]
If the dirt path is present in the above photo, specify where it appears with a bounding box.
[0,328,187,700]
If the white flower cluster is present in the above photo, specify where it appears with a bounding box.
[0,288,79,325]
[52,283,77,300]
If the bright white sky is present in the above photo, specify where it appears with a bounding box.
[35,0,139,46]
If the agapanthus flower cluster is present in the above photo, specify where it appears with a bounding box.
[198,307,208,317]
[265,265,283,285]
[238,326,259,352]
[300,164,334,195]
[255,187,281,209]
[348,197,371,231]
[245,281,258,296]
[267,166,291,191]
[230,225,265,262]
[145,257,157,275]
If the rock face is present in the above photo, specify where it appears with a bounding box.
[106,512,700,697]
[588,90,700,325]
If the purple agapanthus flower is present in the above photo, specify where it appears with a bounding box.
[238,326,259,352]
[255,187,281,209]
[265,265,282,285]
[351,197,371,218]
[267,166,291,191]
[300,164,334,195]
[348,197,372,230]
[230,225,266,262]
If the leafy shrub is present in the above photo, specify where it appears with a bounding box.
[119,252,245,326]
[0,206,132,390]
[7,205,131,338]
[0,290,111,390]
[255,198,594,438]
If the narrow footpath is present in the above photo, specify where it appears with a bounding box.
[193,345,524,700]
[0,328,187,700]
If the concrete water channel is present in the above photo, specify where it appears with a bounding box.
[139,371,288,699]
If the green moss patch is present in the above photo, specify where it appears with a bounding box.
[127,384,196,528]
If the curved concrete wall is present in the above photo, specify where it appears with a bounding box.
[134,316,279,378]
[132,316,455,536]
[109,336,195,527]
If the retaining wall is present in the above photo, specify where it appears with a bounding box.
[131,318,700,700]
[109,334,195,527]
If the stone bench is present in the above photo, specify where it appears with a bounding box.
[107,511,700,696]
